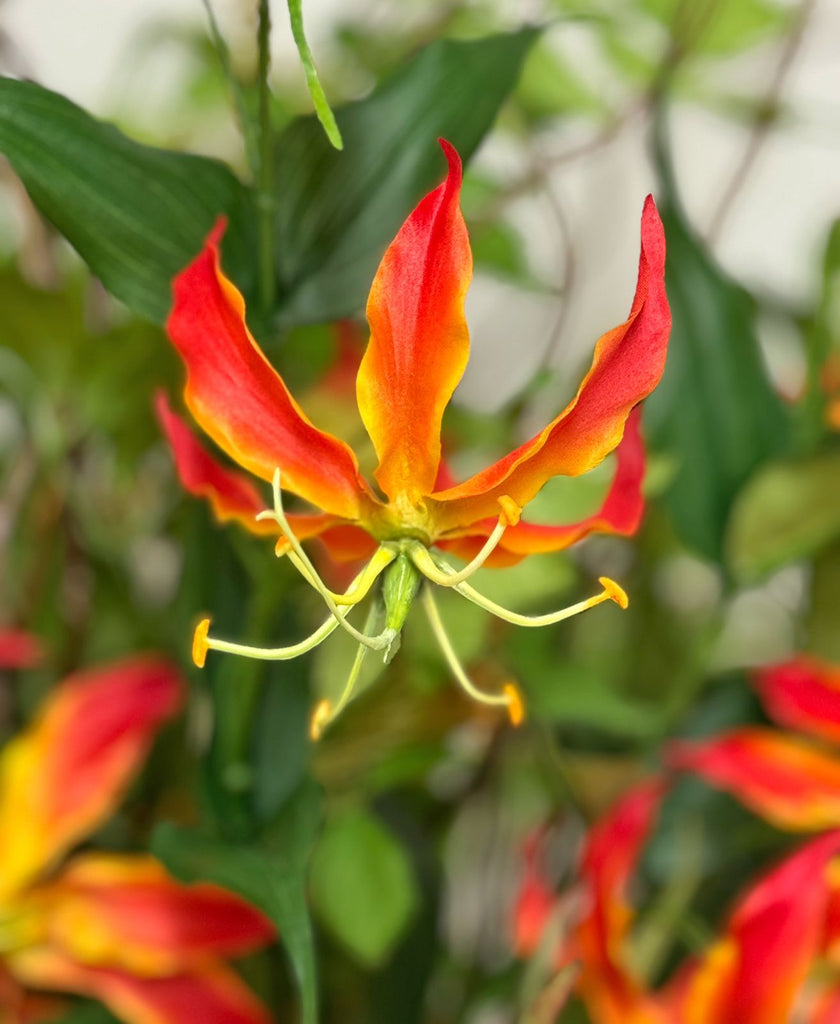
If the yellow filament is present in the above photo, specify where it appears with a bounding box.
[428,552,629,628]
[407,495,520,588]
[421,586,523,721]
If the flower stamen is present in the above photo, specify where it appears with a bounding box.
[407,494,521,588]
[257,469,394,650]
[309,601,384,740]
[191,559,394,666]
[421,586,524,726]
[429,554,629,627]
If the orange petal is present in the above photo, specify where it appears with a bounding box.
[754,657,840,745]
[575,780,668,1023]
[157,392,359,552]
[0,659,182,899]
[438,406,646,565]
[155,393,275,536]
[0,961,64,1023]
[670,729,840,831]
[167,220,377,520]
[0,630,45,669]
[356,140,472,502]
[679,831,840,1024]
[429,197,669,533]
[39,854,273,975]
[9,949,270,1024]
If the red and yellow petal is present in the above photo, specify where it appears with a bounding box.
[678,831,840,1024]
[9,949,270,1024]
[670,729,840,832]
[37,854,273,976]
[0,961,65,1024]
[575,780,668,1023]
[167,220,377,520]
[437,406,646,566]
[0,630,45,670]
[155,393,275,536]
[0,659,182,900]
[428,197,669,533]
[754,657,840,745]
[356,140,472,503]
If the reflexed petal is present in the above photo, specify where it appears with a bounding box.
[39,854,273,975]
[167,220,377,519]
[754,657,840,745]
[0,659,182,899]
[156,393,275,536]
[679,831,840,1024]
[357,140,472,502]
[670,729,840,831]
[0,630,45,670]
[429,197,669,533]
[156,392,358,548]
[437,407,645,565]
[9,949,270,1024]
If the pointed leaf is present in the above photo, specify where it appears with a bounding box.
[645,202,788,559]
[0,77,257,323]
[273,28,539,325]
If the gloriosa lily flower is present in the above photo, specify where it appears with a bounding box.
[516,779,840,1023]
[0,644,274,1024]
[161,140,670,737]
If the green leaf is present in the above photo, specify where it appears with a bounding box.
[286,0,343,149]
[153,780,321,1024]
[515,39,605,121]
[273,27,539,326]
[645,201,788,560]
[641,0,790,55]
[0,77,257,323]
[309,806,419,967]
[727,452,840,582]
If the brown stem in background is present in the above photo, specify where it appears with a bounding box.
[707,0,817,244]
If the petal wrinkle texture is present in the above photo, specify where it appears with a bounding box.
[357,139,472,502]
[429,196,669,533]
[167,220,374,520]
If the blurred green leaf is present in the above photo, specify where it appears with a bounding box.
[310,806,418,967]
[153,779,321,1024]
[519,639,663,739]
[645,201,788,560]
[727,452,840,581]
[0,77,257,323]
[515,39,605,121]
[272,27,539,326]
[798,219,840,450]
[642,0,790,55]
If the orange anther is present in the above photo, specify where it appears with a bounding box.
[504,682,525,726]
[192,618,211,668]
[309,699,332,741]
[599,577,629,610]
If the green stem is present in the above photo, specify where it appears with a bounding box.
[200,0,259,175]
[257,0,276,315]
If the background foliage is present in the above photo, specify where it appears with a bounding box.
[0,0,837,1021]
